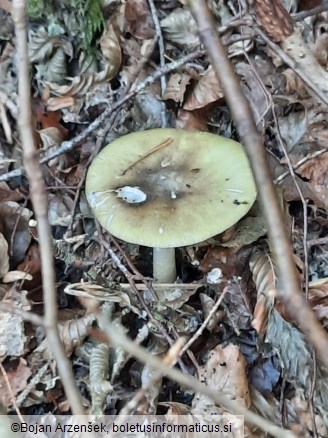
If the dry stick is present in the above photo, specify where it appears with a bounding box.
[99,314,295,438]
[307,237,328,248]
[272,110,309,300]
[179,288,227,357]
[274,147,328,184]
[187,0,328,366]
[148,0,167,128]
[292,1,328,21]
[309,350,318,438]
[0,50,202,182]
[12,0,84,414]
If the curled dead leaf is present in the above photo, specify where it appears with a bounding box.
[124,0,155,39]
[90,342,113,415]
[162,73,191,104]
[175,109,209,132]
[100,23,122,81]
[199,293,225,332]
[183,67,224,111]
[0,202,32,268]
[191,344,250,435]
[0,359,32,408]
[249,248,276,334]
[2,271,33,283]
[39,127,66,168]
[160,8,199,49]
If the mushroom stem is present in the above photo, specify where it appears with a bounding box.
[153,247,176,283]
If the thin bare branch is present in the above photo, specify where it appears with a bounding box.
[179,289,227,357]
[293,1,328,21]
[12,0,84,414]
[148,0,166,98]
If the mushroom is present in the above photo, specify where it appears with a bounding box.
[85,129,256,283]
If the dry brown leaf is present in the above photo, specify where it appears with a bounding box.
[223,280,254,332]
[28,27,73,64]
[291,395,328,436]
[310,32,328,68]
[16,243,41,292]
[160,8,199,49]
[48,193,74,227]
[221,216,267,249]
[0,202,32,268]
[249,248,276,334]
[175,109,209,131]
[191,344,249,436]
[199,293,225,332]
[36,314,96,357]
[39,126,64,149]
[90,342,113,415]
[0,289,31,359]
[162,73,190,104]
[46,96,75,111]
[183,67,224,111]
[2,271,33,283]
[297,152,328,209]
[39,127,66,168]
[158,285,201,310]
[47,70,107,97]
[281,31,328,103]
[140,366,161,414]
[124,0,155,39]
[308,278,328,321]
[282,68,309,97]
[265,309,328,416]
[193,344,250,411]
[0,182,23,203]
[64,282,135,312]
[100,23,122,80]
[159,401,191,415]
[199,246,238,278]
[235,61,270,128]
[268,154,328,209]
[0,359,32,408]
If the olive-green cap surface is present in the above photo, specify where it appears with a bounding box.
[86,129,257,247]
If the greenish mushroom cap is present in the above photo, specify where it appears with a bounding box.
[85,128,257,247]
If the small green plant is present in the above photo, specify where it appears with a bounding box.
[28,0,105,54]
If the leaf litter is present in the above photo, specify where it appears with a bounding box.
[0,0,328,435]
